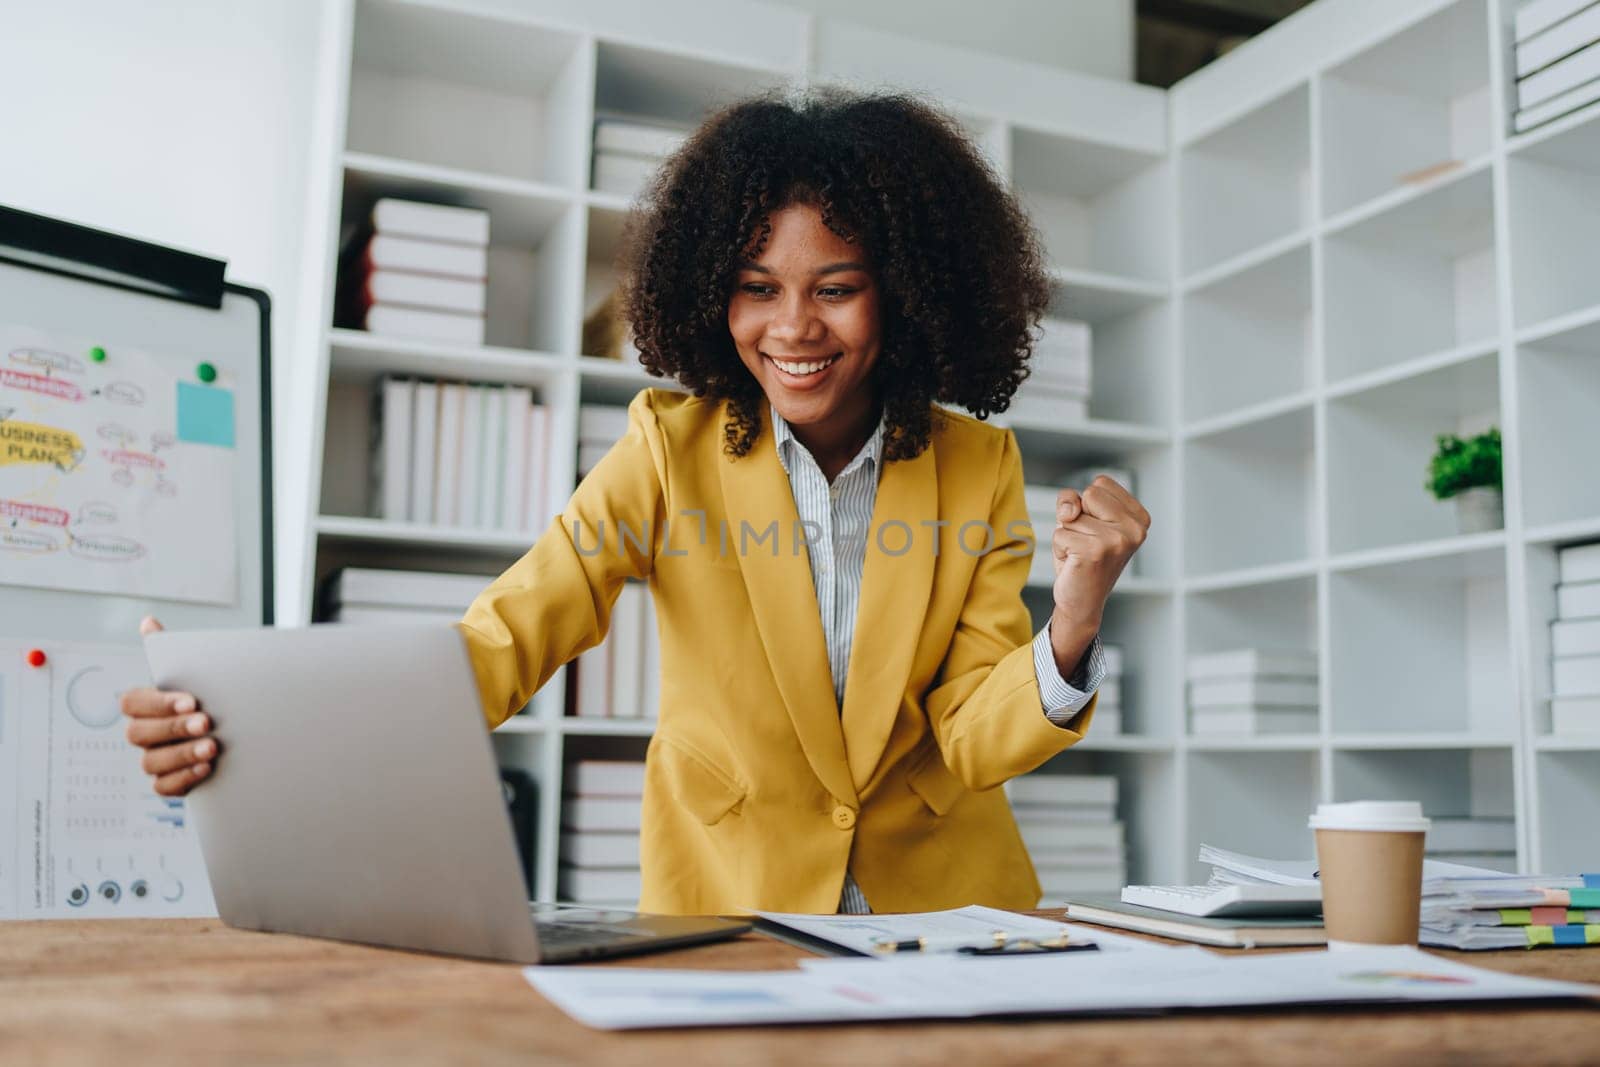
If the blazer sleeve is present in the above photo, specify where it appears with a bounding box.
[921,430,1095,791]
[458,389,667,727]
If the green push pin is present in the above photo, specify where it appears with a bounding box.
[89,346,106,363]
[196,362,217,384]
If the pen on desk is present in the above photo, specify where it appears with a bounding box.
[871,931,1008,953]
[870,930,1096,954]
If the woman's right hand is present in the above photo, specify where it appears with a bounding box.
[121,616,218,796]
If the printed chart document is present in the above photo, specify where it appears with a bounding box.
[523,944,1600,1031]
[751,904,1164,956]
[0,641,215,918]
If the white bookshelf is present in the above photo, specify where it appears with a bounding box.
[296,0,1600,901]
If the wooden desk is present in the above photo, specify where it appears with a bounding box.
[2,916,1596,1066]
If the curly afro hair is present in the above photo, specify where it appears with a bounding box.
[619,89,1052,462]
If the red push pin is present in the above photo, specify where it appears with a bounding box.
[26,648,47,668]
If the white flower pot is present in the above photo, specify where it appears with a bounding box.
[1454,487,1502,534]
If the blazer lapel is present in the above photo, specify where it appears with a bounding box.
[840,441,937,791]
[717,408,857,807]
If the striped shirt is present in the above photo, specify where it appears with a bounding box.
[770,406,1105,915]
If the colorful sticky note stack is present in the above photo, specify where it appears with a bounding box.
[1421,874,1600,950]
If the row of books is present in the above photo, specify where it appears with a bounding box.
[592,118,688,199]
[1550,541,1600,733]
[338,198,490,345]
[1188,648,1318,735]
[1004,773,1126,901]
[1513,0,1600,134]
[567,581,661,720]
[371,376,552,531]
[1023,467,1139,587]
[560,760,647,906]
[1013,317,1091,422]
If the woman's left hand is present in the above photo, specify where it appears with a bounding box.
[1048,476,1151,672]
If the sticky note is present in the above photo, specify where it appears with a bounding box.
[176,381,235,448]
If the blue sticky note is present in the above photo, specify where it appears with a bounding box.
[176,381,235,448]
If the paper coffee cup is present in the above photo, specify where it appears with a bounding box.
[1309,801,1430,950]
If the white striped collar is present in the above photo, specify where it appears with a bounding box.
[770,403,885,481]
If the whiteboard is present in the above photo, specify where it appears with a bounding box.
[0,258,271,643]
[0,221,269,919]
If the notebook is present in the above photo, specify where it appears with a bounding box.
[1065,895,1326,948]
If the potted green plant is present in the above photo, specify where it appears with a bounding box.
[1426,428,1502,534]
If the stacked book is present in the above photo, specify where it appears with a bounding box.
[338,198,489,345]
[559,760,645,906]
[578,404,630,477]
[1005,773,1126,901]
[1023,467,1138,586]
[1188,648,1318,735]
[592,118,689,199]
[1426,816,1518,874]
[1013,317,1091,422]
[1551,541,1600,734]
[1512,0,1600,134]
[323,566,489,626]
[371,376,550,531]
[568,580,661,720]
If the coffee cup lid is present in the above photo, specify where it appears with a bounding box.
[1308,800,1430,832]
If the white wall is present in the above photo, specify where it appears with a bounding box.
[764,0,1134,81]
[0,0,335,625]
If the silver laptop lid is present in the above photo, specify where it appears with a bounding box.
[143,623,543,964]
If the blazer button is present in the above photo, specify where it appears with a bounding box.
[831,805,856,830]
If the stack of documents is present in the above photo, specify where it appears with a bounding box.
[1512,0,1600,134]
[559,760,646,906]
[568,580,659,720]
[371,376,550,531]
[1551,541,1600,733]
[1421,875,1600,949]
[1187,648,1318,735]
[323,566,488,626]
[592,118,689,199]
[338,198,490,345]
[1012,317,1091,422]
[1199,845,1600,951]
[1004,774,1126,900]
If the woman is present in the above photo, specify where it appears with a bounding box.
[123,91,1149,916]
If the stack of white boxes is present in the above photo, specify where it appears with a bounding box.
[341,198,489,345]
[1187,649,1319,735]
[569,580,660,721]
[324,566,487,625]
[1511,0,1600,134]
[1013,317,1091,422]
[591,118,689,199]
[1005,773,1126,901]
[559,760,645,906]
[1424,815,1518,873]
[1551,541,1600,733]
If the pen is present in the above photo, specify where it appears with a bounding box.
[872,930,1008,953]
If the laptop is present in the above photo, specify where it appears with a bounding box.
[142,622,749,964]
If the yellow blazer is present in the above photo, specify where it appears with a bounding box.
[460,389,1096,914]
